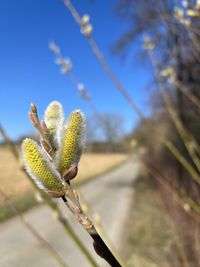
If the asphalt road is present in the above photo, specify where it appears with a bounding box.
[0,157,140,267]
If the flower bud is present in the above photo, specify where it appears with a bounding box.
[63,166,78,181]
[81,14,90,25]
[81,24,93,37]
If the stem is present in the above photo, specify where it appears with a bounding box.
[59,215,99,267]
[91,233,122,267]
[0,125,19,160]
[61,196,122,267]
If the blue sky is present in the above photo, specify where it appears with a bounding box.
[0,0,152,140]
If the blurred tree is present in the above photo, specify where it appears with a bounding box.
[86,118,99,143]
[85,113,125,153]
[100,113,124,143]
[113,0,200,176]
[113,0,200,110]
[113,2,200,265]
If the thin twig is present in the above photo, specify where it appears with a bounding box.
[0,124,19,159]
[49,42,105,128]
[79,193,126,267]
[144,159,200,224]
[63,0,144,119]
[153,189,191,267]
[148,50,200,174]
[179,85,200,113]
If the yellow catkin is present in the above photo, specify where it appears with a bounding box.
[58,110,85,176]
[22,139,64,193]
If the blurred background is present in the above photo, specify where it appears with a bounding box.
[0,0,200,266]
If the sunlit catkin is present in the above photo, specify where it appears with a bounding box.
[44,101,64,150]
[57,110,85,176]
[22,138,65,197]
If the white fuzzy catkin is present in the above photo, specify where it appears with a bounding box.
[44,101,64,149]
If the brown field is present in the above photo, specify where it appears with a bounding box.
[0,148,128,201]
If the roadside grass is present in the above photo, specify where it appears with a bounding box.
[0,155,129,223]
[123,176,174,267]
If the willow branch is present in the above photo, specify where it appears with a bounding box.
[0,124,99,267]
